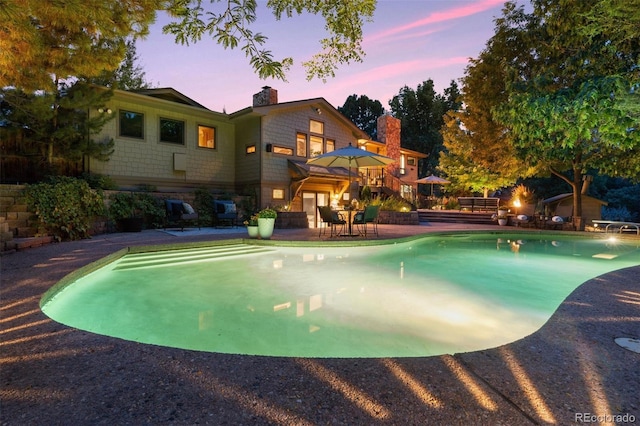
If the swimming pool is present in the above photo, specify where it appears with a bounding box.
[41,233,640,358]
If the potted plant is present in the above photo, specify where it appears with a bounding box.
[494,211,509,226]
[257,208,277,239]
[244,214,259,238]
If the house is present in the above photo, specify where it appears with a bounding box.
[90,86,426,227]
[542,193,608,226]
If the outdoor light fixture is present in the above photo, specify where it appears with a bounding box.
[315,107,322,114]
[98,108,112,114]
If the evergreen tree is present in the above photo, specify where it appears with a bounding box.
[389,80,461,176]
[88,40,155,90]
[0,0,161,91]
[338,94,384,139]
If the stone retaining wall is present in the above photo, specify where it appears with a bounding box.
[378,211,420,225]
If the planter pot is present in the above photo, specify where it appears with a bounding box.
[258,218,275,239]
[498,209,509,217]
[119,217,143,232]
[498,218,508,226]
[247,225,259,238]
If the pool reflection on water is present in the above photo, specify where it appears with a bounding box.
[41,234,640,358]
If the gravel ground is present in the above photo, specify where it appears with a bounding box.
[1,225,639,425]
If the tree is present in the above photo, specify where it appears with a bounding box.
[1,83,115,167]
[88,40,155,90]
[491,1,640,229]
[163,0,376,81]
[0,0,161,91]
[439,3,539,196]
[389,80,461,176]
[338,94,384,139]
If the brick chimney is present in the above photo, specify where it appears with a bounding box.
[377,114,401,176]
[253,86,278,107]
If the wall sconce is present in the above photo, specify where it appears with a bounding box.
[98,108,112,114]
[314,107,321,115]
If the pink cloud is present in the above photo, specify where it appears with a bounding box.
[366,0,505,43]
[326,57,470,92]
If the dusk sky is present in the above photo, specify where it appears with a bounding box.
[136,0,519,113]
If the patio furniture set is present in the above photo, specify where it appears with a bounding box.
[317,205,380,238]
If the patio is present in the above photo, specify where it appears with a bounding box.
[1,223,638,425]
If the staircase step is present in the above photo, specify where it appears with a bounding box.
[418,209,496,225]
[113,244,275,271]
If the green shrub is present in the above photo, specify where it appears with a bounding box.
[194,188,215,225]
[25,176,105,241]
[378,196,412,212]
[79,172,118,190]
[108,192,165,229]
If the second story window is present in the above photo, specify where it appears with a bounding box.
[198,125,215,149]
[119,110,144,139]
[310,119,324,134]
[296,133,307,157]
[160,118,185,145]
[310,135,323,157]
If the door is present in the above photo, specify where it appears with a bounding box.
[302,191,329,228]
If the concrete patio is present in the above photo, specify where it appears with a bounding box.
[1,223,639,425]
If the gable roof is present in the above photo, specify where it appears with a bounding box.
[230,97,371,140]
[134,88,210,110]
[543,193,608,206]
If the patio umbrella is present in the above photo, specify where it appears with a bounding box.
[307,143,395,235]
[415,174,450,196]
[306,143,395,190]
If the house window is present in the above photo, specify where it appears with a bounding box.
[326,139,335,152]
[160,118,185,145]
[273,145,293,155]
[272,189,285,200]
[310,136,323,157]
[296,133,307,157]
[119,110,144,139]
[310,119,324,134]
[246,145,256,154]
[407,156,416,166]
[198,125,215,149]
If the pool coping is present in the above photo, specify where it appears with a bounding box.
[2,224,639,425]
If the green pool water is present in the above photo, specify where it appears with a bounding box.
[41,233,640,358]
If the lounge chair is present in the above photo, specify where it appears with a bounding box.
[213,200,238,227]
[165,199,199,231]
[514,203,537,227]
[545,204,573,229]
[353,205,380,237]
[317,205,346,237]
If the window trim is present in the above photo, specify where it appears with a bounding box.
[159,117,185,145]
[197,124,216,149]
[309,119,324,135]
[296,132,307,157]
[272,145,294,156]
[118,109,145,140]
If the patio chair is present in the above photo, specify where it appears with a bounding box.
[165,199,199,231]
[545,204,573,230]
[353,204,380,237]
[213,200,238,227]
[514,203,537,227]
[317,205,346,237]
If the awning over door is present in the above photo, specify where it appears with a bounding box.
[288,160,352,198]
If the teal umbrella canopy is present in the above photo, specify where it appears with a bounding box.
[306,143,395,169]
